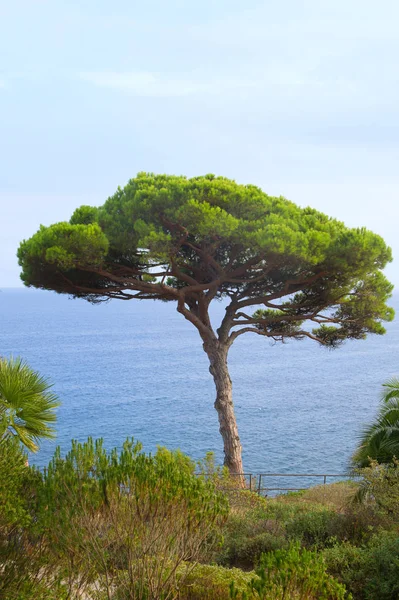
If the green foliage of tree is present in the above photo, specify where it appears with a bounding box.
[18,173,394,473]
[352,379,399,468]
[0,356,59,452]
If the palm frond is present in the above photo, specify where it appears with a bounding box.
[381,377,399,403]
[0,356,60,452]
[352,378,399,468]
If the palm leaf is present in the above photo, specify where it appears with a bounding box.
[381,377,399,403]
[0,356,60,452]
[352,380,399,468]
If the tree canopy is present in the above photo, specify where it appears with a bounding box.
[18,172,393,347]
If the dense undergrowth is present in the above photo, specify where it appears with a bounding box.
[1,440,398,600]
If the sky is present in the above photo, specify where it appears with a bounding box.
[1,0,398,287]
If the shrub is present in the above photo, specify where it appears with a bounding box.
[358,531,399,600]
[285,504,378,549]
[0,439,47,600]
[220,529,288,569]
[5,580,68,600]
[323,542,364,598]
[0,437,31,530]
[300,482,358,510]
[216,504,287,568]
[39,438,228,600]
[354,459,399,520]
[218,484,385,572]
[177,563,256,600]
[285,508,346,549]
[324,531,399,600]
[228,489,269,515]
[261,497,316,522]
[235,544,351,599]
[217,492,369,568]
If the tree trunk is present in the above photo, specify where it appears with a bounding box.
[204,340,244,478]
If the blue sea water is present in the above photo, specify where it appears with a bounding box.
[1,288,399,486]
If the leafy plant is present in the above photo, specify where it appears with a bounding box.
[217,508,287,568]
[285,508,354,549]
[0,438,49,600]
[176,563,256,600]
[324,532,399,600]
[39,437,228,600]
[0,356,59,452]
[236,544,351,599]
[0,437,31,530]
[354,459,399,519]
[352,378,399,467]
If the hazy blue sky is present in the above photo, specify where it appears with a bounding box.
[1,0,398,287]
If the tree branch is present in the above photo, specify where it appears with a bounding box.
[177,294,216,341]
[227,270,327,310]
[228,326,327,346]
[184,241,225,276]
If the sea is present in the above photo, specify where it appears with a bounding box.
[2,287,398,489]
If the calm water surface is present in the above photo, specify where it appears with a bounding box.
[2,288,398,486]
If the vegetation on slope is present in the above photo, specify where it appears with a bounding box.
[1,437,399,599]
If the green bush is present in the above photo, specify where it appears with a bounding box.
[220,530,288,569]
[0,437,32,529]
[236,544,351,599]
[358,531,399,600]
[324,531,399,600]
[217,493,370,568]
[323,542,364,598]
[8,581,68,600]
[261,496,318,523]
[0,439,46,600]
[38,437,228,600]
[285,506,375,549]
[285,508,344,549]
[355,460,399,521]
[177,563,256,600]
[216,504,287,568]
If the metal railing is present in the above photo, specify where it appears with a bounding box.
[228,472,350,495]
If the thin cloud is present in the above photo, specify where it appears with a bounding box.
[78,66,378,102]
[78,71,261,97]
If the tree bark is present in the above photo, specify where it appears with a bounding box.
[203,340,244,478]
